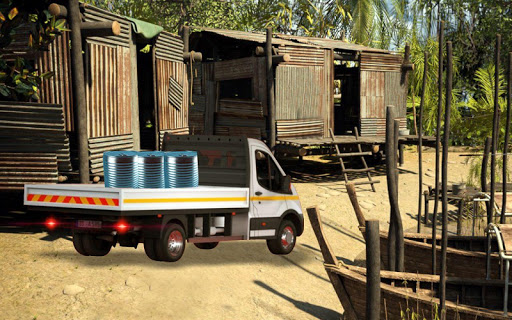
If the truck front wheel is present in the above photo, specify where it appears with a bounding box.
[155,223,186,262]
[267,220,297,255]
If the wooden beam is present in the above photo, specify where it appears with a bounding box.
[272,54,290,64]
[81,21,121,37]
[68,0,89,183]
[346,183,367,233]
[183,51,202,62]
[48,3,67,18]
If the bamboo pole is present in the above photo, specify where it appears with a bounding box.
[439,40,453,317]
[490,34,501,225]
[68,0,89,183]
[366,219,381,320]
[417,51,428,233]
[432,20,444,275]
[266,27,276,150]
[503,52,512,224]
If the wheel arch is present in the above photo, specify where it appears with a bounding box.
[280,210,304,236]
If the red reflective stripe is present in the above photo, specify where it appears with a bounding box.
[112,199,119,206]
[39,195,47,202]
[27,194,34,201]
[63,196,72,203]
[87,197,95,205]
[74,197,82,204]
[50,195,59,203]
[99,198,108,206]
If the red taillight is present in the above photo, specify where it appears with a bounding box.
[114,221,129,233]
[45,218,58,230]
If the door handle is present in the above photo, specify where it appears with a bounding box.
[255,191,262,196]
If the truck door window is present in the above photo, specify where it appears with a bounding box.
[255,150,284,193]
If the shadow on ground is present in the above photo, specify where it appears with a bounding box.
[254,280,342,320]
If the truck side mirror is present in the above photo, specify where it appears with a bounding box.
[281,175,292,193]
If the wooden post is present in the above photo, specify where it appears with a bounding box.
[482,137,492,193]
[68,0,89,183]
[394,119,404,271]
[502,52,512,224]
[386,106,396,271]
[306,207,359,320]
[346,183,367,232]
[366,219,381,320]
[490,34,501,225]
[266,27,276,150]
[457,199,464,235]
[440,40,453,317]
[424,190,430,224]
[182,25,190,53]
[432,20,444,275]
[417,51,428,233]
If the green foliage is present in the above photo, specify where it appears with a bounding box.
[0,1,67,101]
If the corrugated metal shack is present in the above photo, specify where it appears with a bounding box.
[0,2,189,190]
[189,28,408,145]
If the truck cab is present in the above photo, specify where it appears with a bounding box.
[24,135,304,262]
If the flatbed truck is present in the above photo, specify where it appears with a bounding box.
[24,135,304,262]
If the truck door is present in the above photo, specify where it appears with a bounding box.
[249,147,288,238]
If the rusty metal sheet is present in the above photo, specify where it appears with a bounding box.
[156,59,189,131]
[360,71,385,119]
[385,72,407,118]
[360,52,402,72]
[279,46,325,66]
[83,3,131,48]
[155,31,183,63]
[88,134,134,174]
[214,57,256,81]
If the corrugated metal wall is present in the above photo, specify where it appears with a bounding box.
[359,52,406,136]
[154,31,189,140]
[36,32,74,132]
[85,42,132,138]
[275,47,332,138]
[279,46,325,66]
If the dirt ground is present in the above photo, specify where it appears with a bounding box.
[0,149,474,320]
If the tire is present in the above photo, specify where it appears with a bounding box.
[82,233,112,256]
[194,242,219,250]
[155,223,186,262]
[144,238,160,261]
[72,232,89,256]
[267,219,297,255]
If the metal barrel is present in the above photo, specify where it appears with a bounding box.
[103,151,138,188]
[164,151,199,188]
[136,151,165,188]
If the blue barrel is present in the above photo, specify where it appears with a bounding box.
[165,151,199,188]
[136,151,165,188]
[103,151,138,188]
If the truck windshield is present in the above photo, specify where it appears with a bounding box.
[255,150,283,193]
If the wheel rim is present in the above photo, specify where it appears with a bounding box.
[167,230,184,257]
[281,226,294,249]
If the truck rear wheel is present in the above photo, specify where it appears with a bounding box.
[267,220,296,255]
[143,238,160,261]
[194,242,219,250]
[82,234,112,256]
[72,232,89,256]
[155,223,186,262]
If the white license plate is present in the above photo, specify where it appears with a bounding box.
[77,220,102,229]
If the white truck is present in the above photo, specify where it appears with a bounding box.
[24,135,304,262]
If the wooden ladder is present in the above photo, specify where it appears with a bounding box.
[329,127,380,192]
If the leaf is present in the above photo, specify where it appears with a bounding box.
[0,84,9,96]
[8,7,18,20]
[55,19,66,30]
[40,71,54,80]
[0,11,5,22]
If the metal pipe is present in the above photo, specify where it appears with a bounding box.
[432,20,444,275]
[501,52,512,224]
[490,34,501,225]
[418,51,428,233]
[366,219,381,320]
[439,40,453,315]
[266,27,276,150]
[68,0,89,183]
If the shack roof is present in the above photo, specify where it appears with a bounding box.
[193,27,392,54]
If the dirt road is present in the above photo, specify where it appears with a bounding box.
[0,150,472,319]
